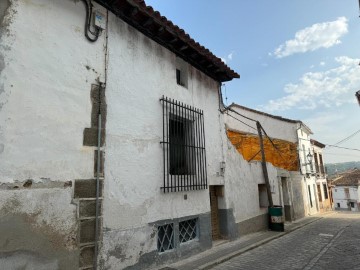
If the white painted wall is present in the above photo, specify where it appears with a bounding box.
[0,0,106,183]
[225,106,298,142]
[102,13,227,268]
[223,134,281,223]
[104,11,225,229]
[224,105,318,217]
[0,1,107,268]
[296,127,319,216]
[333,186,359,211]
[333,186,359,201]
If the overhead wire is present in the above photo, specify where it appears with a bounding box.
[332,129,360,146]
[225,107,288,163]
[260,125,286,161]
[225,111,257,131]
[223,105,360,167]
[225,106,257,122]
[325,145,360,152]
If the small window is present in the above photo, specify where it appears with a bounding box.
[350,202,355,208]
[179,218,198,243]
[157,223,174,253]
[176,69,181,85]
[336,203,340,208]
[176,57,188,88]
[258,184,268,208]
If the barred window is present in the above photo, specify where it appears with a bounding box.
[160,96,207,192]
[157,223,174,252]
[179,218,198,243]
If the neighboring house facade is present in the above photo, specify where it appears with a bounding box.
[332,169,360,211]
[224,104,319,221]
[0,1,240,270]
[311,139,331,212]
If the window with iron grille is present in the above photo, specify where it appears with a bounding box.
[157,223,174,253]
[160,96,207,192]
[179,218,198,244]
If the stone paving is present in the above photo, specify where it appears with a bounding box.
[160,214,325,270]
[211,212,360,270]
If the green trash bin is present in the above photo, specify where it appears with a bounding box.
[268,206,284,232]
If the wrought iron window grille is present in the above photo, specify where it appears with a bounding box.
[179,218,198,244]
[160,96,208,192]
[157,223,174,253]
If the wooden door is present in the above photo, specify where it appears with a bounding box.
[209,186,220,240]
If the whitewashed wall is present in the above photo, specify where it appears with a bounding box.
[223,132,281,224]
[225,106,298,142]
[313,144,328,203]
[333,186,359,201]
[297,128,319,215]
[102,12,226,268]
[0,1,107,268]
[332,186,359,211]
[0,0,106,183]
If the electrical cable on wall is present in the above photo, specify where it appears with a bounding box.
[226,111,257,131]
[82,0,101,42]
[222,83,228,106]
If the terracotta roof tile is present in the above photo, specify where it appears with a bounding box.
[332,169,360,186]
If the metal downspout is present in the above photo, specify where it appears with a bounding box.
[94,96,101,270]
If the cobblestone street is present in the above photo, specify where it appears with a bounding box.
[211,212,360,270]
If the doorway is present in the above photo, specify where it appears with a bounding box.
[209,186,220,240]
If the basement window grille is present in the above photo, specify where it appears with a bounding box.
[157,223,174,253]
[160,96,207,192]
[179,218,198,244]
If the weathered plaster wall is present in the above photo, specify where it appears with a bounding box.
[102,13,225,269]
[0,0,107,268]
[227,130,299,171]
[289,171,306,220]
[0,188,78,269]
[223,134,281,234]
[223,107,311,227]
[0,0,106,183]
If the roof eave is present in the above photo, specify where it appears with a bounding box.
[94,0,240,82]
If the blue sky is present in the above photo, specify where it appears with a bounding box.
[146,0,360,163]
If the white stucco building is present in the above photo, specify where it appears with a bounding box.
[311,139,331,212]
[0,1,240,269]
[224,104,320,221]
[332,169,360,211]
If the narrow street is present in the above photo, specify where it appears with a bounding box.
[211,212,360,270]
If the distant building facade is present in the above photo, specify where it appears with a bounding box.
[311,139,331,212]
[332,169,360,211]
[225,104,320,220]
